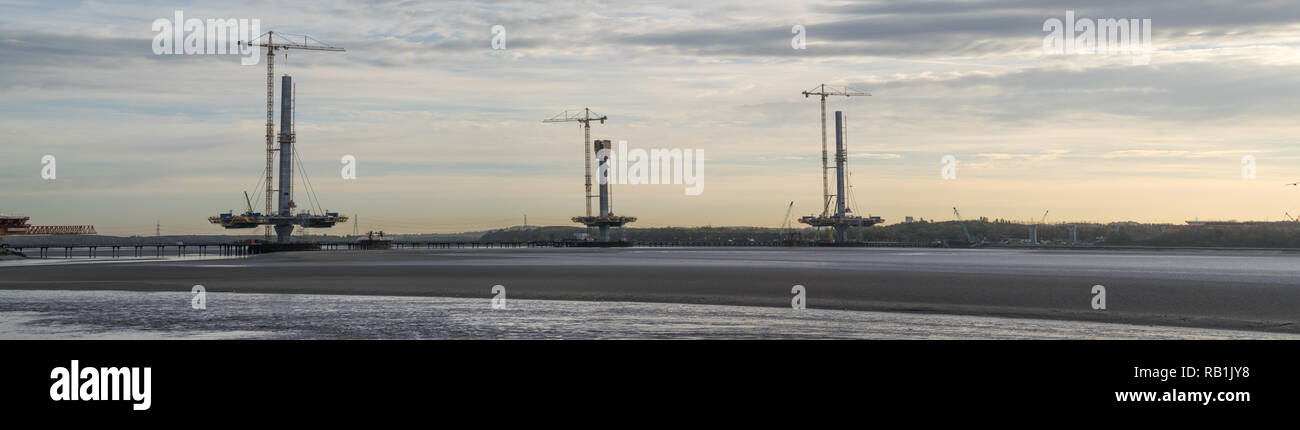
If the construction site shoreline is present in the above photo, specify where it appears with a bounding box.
[2,247,1297,335]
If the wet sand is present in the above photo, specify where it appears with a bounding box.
[1,247,1298,334]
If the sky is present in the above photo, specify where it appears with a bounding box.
[1,0,1299,235]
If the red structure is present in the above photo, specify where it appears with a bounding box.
[0,216,96,236]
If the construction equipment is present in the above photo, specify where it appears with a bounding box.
[1285,212,1297,222]
[780,201,807,245]
[802,84,869,216]
[952,207,977,244]
[1029,210,1049,244]
[238,31,345,238]
[781,201,795,232]
[544,108,607,218]
[0,216,95,236]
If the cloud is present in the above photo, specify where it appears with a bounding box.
[974,150,1069,161]
[853,153,903,159]
[613,0,1300,59]
[1101,149,1257,159]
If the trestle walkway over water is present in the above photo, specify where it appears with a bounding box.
[5,240,929,259]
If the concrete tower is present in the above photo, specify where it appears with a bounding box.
[596,139,612,241]
[834,111,849,242]
[275,75,295,242]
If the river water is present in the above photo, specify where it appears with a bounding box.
[1,289,1294,340]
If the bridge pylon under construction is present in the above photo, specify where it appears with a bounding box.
[209,75,347,243]
[798,109,883,242]
[571,139,636,242]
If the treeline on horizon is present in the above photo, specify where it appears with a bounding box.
[480,220,1300,248]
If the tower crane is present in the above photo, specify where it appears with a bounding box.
[543,108,607,217]
[239,31,345,238]
[802,84,869,216]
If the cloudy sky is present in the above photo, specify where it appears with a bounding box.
[2,0,1299,235]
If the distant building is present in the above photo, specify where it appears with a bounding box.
[1184,220,1257,229]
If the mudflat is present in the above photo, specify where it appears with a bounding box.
[2,247,1297,333]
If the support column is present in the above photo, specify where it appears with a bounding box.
[595,139,612,241]
[276,74,295,243]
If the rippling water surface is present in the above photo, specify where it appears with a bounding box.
[1,289,1295,339]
